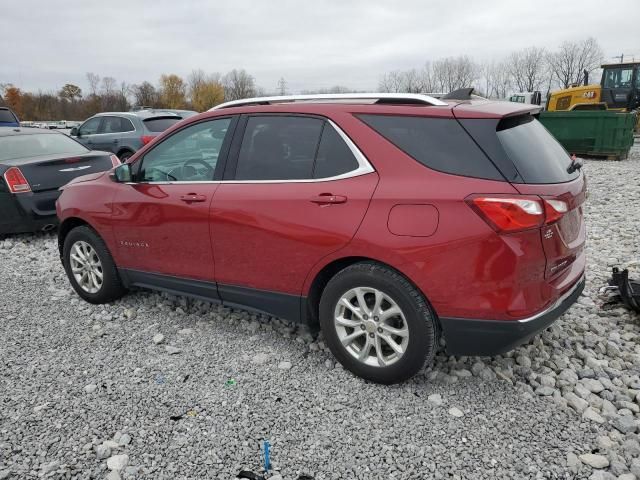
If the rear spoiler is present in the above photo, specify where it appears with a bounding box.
[142,115,183,121]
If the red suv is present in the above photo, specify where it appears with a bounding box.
[56,93,586,384]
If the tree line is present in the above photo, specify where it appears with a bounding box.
[379,37,604,97]
[1,37,604,121]
[0,69,257,121]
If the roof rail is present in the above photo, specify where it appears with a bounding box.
[209,93,448,111]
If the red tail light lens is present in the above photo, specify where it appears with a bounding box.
[3,167,31,193]
[468,196,544,232]
[543,199,568,224]
[110,154,121,167]
[141,135,155,145]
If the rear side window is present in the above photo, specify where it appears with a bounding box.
[358,114,503,180]
[143,117,182,132]
[313,125,359,179]
[235,116,324,180]
[0,109,17,123]
[100,116,135,134]
[496,115,578,184]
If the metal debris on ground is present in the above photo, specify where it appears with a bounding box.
[600,267,640,312]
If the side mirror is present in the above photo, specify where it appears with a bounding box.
[70,127,79,136]
[113,163,132,183]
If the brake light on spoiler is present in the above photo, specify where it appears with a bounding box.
[467,195,568,233]
[3,167,31,193]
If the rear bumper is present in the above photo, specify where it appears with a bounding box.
[440,274,585,356]
[0,190,60,235]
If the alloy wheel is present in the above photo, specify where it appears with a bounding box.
[334,287,409,367]
[69,240,104,294]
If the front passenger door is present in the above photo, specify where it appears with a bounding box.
[75,117,101,148]
[111,116,235,284]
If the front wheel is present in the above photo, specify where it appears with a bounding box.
[319,262,437,384]
[62,226,126,304]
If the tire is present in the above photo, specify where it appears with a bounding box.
[319,262,437,384]
[62,225,126,304]
[118,150,133,162]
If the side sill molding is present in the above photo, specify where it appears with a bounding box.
[118,269,304,324]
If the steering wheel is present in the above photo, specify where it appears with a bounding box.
[166,158,214,181]
[183,158,214,178]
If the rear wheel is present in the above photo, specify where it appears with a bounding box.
[319,262,437,384]
[63,226,126,303]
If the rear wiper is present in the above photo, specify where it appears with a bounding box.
[567,155,583,174]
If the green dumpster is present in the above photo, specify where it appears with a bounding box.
[539,110,637,159]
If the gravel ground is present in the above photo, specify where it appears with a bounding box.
[0,142,639,480]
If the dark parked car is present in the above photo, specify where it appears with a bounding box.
[0,107,20,127]
[70,111,187,162]
[56,93,586,384]
[0,127,118,235]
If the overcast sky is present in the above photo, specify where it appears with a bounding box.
[2,0,639,94]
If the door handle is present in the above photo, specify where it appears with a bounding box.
[112,139,119,144]
[180,193,207,203]
[310,193,347,205]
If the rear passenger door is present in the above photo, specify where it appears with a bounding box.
[210,114,379,319]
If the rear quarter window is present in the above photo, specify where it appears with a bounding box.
[496,115,578,184]
[357,114,503,181]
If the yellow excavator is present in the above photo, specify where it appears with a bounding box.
[547,62,640,114]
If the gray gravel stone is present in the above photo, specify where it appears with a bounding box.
[152,333,165,345]
[106,454,129,471]
[448,407,464,418]
[277,361,292,370]
[580,453,610,468]
[84,383,97,394]
[614,416,638,434]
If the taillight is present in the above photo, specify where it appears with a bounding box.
[468,195,570,233]
[468,196,544,232]
[3,167,31,193]
[141,135,155,145]
[543,199,568,224]
[110,154,121,167]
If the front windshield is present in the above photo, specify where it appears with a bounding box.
[603,67,633,89]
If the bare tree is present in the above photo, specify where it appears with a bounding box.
[86,73,100,97]
[378,71,405,93]
[222,69,256,101]
[132,81,160,108]
[547,37,604,88]
[432,56,478,92]
[508,47,548,92]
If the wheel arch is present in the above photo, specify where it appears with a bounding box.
[116,147,135,159]
[304,255,439,330]
[57,217,90,257]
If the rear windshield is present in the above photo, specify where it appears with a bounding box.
[0,109,17,123]
[497,115,578,184]
[357,114,503,180]
[0,133,88,162]
[143,117,182,132]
